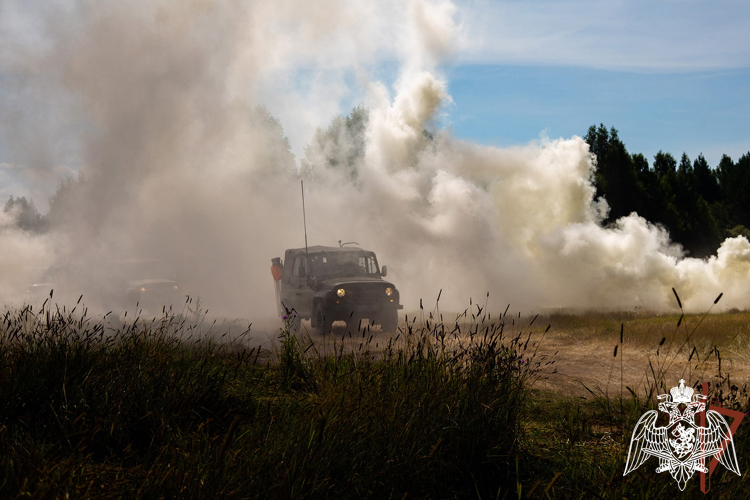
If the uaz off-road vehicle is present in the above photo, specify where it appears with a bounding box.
[271,245,402,334]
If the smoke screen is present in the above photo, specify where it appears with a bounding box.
[1,0,748,324]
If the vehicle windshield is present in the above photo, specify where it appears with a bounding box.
[308,251,380,278]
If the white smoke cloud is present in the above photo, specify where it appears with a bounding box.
[0,208,54,302]
[0,0,748,326]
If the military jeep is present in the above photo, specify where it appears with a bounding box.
[271,245,402,334]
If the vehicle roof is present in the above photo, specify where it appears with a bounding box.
[285,245,374,256]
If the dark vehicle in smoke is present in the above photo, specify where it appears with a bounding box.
[126,278,182,313]
[271,245,402,334]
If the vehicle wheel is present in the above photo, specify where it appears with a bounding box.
[380,310,398,332]
[314,303,332,335]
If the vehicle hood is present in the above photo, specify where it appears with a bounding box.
[318,277,396,289]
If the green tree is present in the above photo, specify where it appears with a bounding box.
[653,150,677,178]
[727,225,750,240]
[585,124,610,201]
[584,125,748,257]
[584,125,647,222]
[249,106,297,178]
[46,174,84,229]
[673,153,721,257]
[692,153,720,204]
[650,151,684,242]
[3,196,47,233]
[716,153,750,230]
[631,153,658,222]
[737,153,750,228]
[303,106,369,180]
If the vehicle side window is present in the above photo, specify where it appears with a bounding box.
[292,257,306,277]
[357,255,379,274]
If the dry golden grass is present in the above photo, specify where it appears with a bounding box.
[517,309,750,401]
[301,303,750,402]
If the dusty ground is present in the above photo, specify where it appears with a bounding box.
[507,311,750,400]
[529,330,749,399]
[258,310,750,400]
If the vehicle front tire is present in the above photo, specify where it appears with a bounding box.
[380,310,398,333]
[314,303,332,335]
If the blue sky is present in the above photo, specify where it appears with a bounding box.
[443,0,750,167]
[444,65,749,167]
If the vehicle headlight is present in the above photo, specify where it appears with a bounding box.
[385,287,393,296]
[337,288,346,297]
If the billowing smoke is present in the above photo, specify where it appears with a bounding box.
[1,0,748,325]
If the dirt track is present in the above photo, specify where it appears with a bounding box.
[530,329,750,399]
[259,312,750,401]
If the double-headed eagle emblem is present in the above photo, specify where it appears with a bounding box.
[624,379,741,491]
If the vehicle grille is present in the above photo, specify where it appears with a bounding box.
[347,284,386,303]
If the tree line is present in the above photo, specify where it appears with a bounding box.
[3,112,748,260]
[585,124,750,258]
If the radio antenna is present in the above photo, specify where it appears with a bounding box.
[301,180,309,278]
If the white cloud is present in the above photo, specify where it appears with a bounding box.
[455,0,750,71]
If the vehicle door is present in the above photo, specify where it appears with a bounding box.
[279,253,298,314]
[282,255,314,318]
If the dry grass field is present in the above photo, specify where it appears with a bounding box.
[314,302,750,400]
[532,309,750,399]
[2,296,748,498]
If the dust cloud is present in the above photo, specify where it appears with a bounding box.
[0,0,748,329]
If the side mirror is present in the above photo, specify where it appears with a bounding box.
[381,265,388,277]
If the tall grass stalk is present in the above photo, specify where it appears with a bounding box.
[526,292,750,498]
[1,296,541,499]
